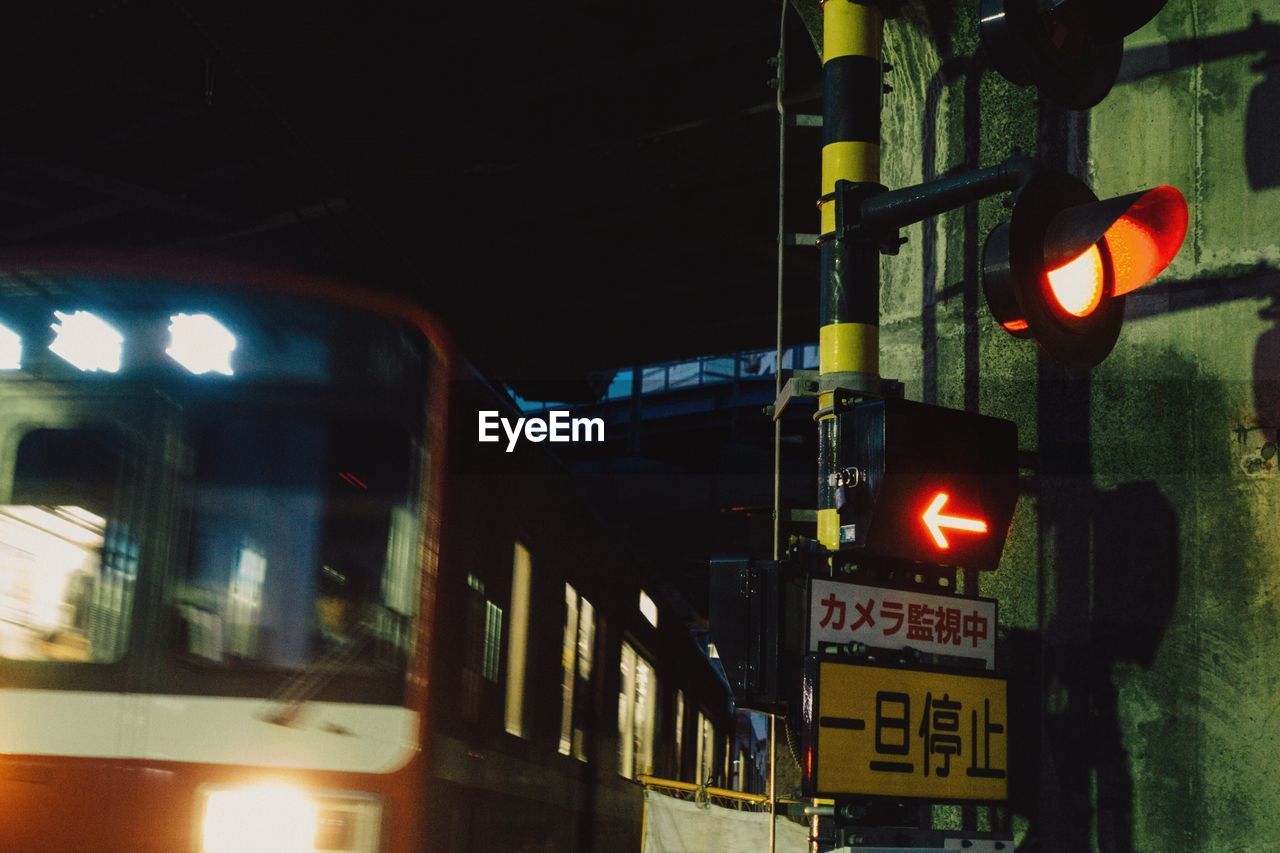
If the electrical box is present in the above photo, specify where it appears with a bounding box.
[708,557,804,713]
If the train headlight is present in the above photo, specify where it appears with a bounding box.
[200,784,382,853]
[49,310,123,373]
[166,313,237,376]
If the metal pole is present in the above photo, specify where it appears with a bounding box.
[813,5,884,851]
[772,0,788,563]
[769,713,778,853]
[816,0,885,555]
[640,786,648,852]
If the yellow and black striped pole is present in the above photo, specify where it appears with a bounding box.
[816,0,884,551]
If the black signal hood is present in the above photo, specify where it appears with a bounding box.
[980,0,1170,108]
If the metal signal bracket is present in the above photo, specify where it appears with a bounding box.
[771,370,820,421]
[827,156,1044,256]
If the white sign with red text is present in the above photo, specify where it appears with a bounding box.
[808,580,996,670]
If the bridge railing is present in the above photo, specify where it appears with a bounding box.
[517,344,819,413]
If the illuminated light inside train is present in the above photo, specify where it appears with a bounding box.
[166,313,237,375]
[48,310,124,372]
[0,322,20,369]
[1046,243,1105,318]
[0,506,106,650]
[202,784,318,853]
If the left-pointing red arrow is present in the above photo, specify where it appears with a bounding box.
[922,492,988,549]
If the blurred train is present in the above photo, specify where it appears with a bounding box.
[0,258,731,852]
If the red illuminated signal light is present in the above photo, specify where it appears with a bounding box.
[1101,185,1188,296]
[1043,185,1188,317]
[982,174,1189,366]
[921,492,989,550]
[1046,242,1104,317]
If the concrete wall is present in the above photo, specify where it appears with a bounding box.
[869,2,1280,849]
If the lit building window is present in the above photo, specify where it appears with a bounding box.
[618,641,657,779]
[639,589,658,628]
[504,542,532,738]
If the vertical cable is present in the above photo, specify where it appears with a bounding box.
[773,0,788,564]
[772,13,787,848]
[770,712,779,853]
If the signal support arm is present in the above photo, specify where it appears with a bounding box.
[831,155,1044,252]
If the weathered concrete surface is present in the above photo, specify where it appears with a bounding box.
[862,1,1280,849]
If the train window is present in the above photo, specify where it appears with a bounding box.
[639,589,658,628]
[504,541,532,738]
[577,597,595,681]
[695,712,715,785]
[558,585,579,756]
[574,597,594,761]
[618,641,657,779]
[460,574,500,722]
[483,601,503,682]
[675,690,685,779]
[559,584,596,761]
[618,643,636,778]
[168,412,420,683]
[0,428,134,663]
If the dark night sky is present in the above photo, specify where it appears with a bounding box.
[0,1,831,399]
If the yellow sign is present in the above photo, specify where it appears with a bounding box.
[810,660,1008,801]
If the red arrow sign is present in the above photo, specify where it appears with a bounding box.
[922,492,988,549]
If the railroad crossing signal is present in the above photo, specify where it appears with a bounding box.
[920,493,988,550]
[838,155,1188,369]
[831,398,1019,571]
[982,172,1188,367]
[980,0,1171,108]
